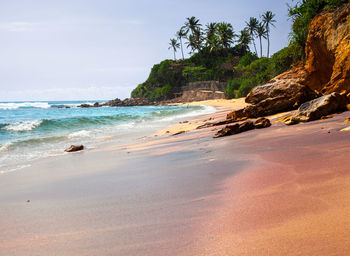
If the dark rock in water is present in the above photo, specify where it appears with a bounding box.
[227,81,319,120]
[79,104,93,108]
[103,97,153,107]
[285,92,349,125]
[213,121,254,138]
[104,98,123,107]
[93,102,101,107]
[254,117,271,129]
[65,145,84,152]
[122,98,153,106]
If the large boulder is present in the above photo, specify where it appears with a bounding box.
[302,3,350,94]
[286,92,349,125]
[227,80,318,120]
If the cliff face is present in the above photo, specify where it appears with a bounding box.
[303,3,350,94]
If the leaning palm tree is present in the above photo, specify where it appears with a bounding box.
[176,28,186,59]
[183,16,201,35]
[185,29,203,53]
[217,22,236,49]
[237,29,252,54]
[256,22,267,58]
[245,17,259,55]
[261,11,276,58]
[168,38,180,61]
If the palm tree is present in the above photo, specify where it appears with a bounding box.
[261,11,276,58]
[185,29,203,53]
[168,38,180,61]
[205,22,217,45]
[217,22,236,49]
[237,29,252,54]
[245,17,259,55]
[256,22,267,58]
[183,16,201,35]
[185,34,196,53]
[176,28,186,59]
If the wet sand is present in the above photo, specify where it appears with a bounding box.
[1,101,350,255]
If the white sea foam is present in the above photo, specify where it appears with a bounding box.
[3,120,42,132]
[68,130,91,138]
[0,142,12,152]
[0,102,51,110]
[0,164,31,174]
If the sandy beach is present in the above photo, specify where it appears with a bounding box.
[1,99,350,255]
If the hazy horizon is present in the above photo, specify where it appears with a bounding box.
[1,0,294,101]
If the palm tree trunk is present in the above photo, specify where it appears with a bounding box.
[173,50,176,61]
[259,36,262,58]
[252,38,258,55]
[180,37,184,59]
[267,32,270,58]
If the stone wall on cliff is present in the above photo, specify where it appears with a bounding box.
[176,80,227,101]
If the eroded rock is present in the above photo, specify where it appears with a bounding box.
[254,117,271,129]
[285,92,348,125]
[213,121,254,138]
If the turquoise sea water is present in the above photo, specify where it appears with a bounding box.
[0,101,215,173]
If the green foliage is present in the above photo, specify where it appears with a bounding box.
[238,77,260,97]
[148,84,173,101]
[182,66,213,82]
[270,43,302,75]
[236,52,258,68]
[225,79,241,99]
[288,0,348,57]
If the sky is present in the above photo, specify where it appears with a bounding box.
[0,0,294,101]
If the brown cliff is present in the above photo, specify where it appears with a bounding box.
[303,3,350,94]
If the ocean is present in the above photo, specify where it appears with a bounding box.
[0,101,216,173]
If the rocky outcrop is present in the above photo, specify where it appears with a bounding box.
[303,3,350,94]
[285,92,349,125]
[227,80,319,120]
[79,98,154,108]
[104,97,154,107]
[65,145,84,152]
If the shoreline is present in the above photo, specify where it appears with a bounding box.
[1,99,350,255]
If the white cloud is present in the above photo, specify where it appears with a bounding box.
[0,21,38,32]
